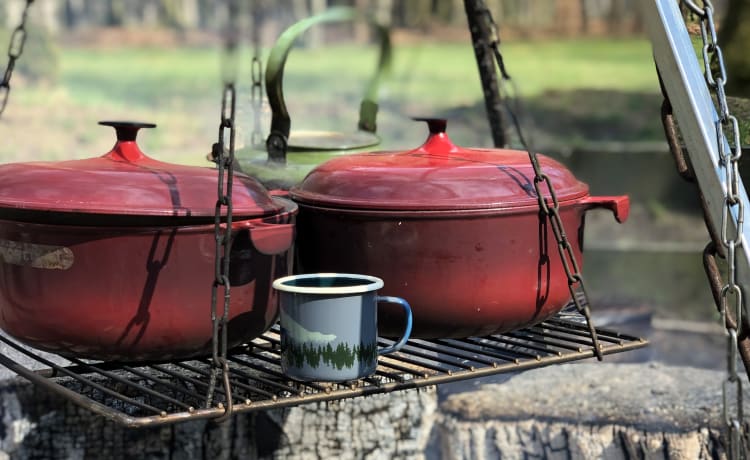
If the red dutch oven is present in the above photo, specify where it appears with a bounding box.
[0,122,297,361]
[290,119,629,338]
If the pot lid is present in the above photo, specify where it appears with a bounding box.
[0,121,284,221]
[291,118,589,211]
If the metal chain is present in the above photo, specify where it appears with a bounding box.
[482,7,603,360]
[679,1,746,456]
[206,83,237,421]
[205,0,241,422]
[250,0,264,148]
[0,0,35,119]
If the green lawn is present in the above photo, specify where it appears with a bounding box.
[7,36,746,165]
[47,38,659,111]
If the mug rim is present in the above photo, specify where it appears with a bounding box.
[272,273,384,294]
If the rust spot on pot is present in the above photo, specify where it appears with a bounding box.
[0,239,74,270]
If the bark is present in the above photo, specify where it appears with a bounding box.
[0,361,747,458]
[438,418,724,459]
[0,373,437,459]
[306,0,327,48]
[720,0,750,98]
[464,0,508,147]
[441,362,750,459]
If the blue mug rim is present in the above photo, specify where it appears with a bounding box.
[273,273,384,295]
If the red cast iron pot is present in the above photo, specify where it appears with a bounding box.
[0,122,297,361]
[290,119,629,338]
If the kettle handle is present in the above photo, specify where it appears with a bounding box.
[265,7,392,163]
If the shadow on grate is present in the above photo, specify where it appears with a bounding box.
[0,313,647,427]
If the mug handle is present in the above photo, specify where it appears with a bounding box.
[376,296,413,355]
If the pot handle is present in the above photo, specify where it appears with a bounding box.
[232,221,295,255]
[376,296,412,355]
[579,195,630,223]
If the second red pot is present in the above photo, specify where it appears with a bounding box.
[290,119,629,338]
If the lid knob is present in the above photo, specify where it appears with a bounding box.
[413,117,447,134]
[99,121,156,142]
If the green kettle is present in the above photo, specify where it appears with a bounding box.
[235,7,392,189]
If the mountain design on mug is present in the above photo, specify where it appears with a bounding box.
[282,337,378,370]
[282,314,337,343]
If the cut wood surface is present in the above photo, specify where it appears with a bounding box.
[0,362,746,458]
[440,362,750,459]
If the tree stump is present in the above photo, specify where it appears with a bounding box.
[0,376,437,459]
[439,362,748,459]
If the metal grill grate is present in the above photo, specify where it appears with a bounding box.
[0,313,647,427]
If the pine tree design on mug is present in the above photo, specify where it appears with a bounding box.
[282,336,378,370]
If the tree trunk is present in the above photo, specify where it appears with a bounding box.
[720,0,750,98]
[438,418,725,458]
[440,362,749,459]
[308,0,327,48]
[463,0,508,147]
[0,377,437,459]
[353,0,369,45]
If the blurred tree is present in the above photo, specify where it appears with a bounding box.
[396,0,431,29]
[106,0,125,26]
[720,0,750,98]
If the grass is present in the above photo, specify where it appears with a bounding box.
[59,47,221,109]
[47,38,659,111]
[6,36,749,167]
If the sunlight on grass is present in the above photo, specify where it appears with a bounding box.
[53,38,659,110]
[1,37,662,164]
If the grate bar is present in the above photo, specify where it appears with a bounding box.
[529,322,622,345]
[434,338,522,363]
[378,340,479,371]
[227,355,330,394]
[0,335,166,416]
[0,315,647,427]
[151,363,229,403]
[65,357,195,411]
[504,330,587,352]
[221,362,301,398]
[532,323,624,346]
[546,318,639,341]
[121,365,207,406]
[399,339,499,367]
[473,335,550,358]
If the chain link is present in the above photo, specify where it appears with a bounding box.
[480,3,603,360]
[206,83,237,418]
[206,0,240,420]
[0,0,35,119]
[685,0,746,456]
[250,0,264,148]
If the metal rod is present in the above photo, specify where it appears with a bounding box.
[121,365,207,406]
[546,319,638,340]
[151,364,227,398]
[378,341,479,370]
[479,335,553,357]
[530,323,625,345]
[65,357,193,411]
[228,355,330,393]
[504,330,587,352]
[435,338,521,363]
[0,335,165,416]
[0,315,648,428]
[400,340,498,367]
